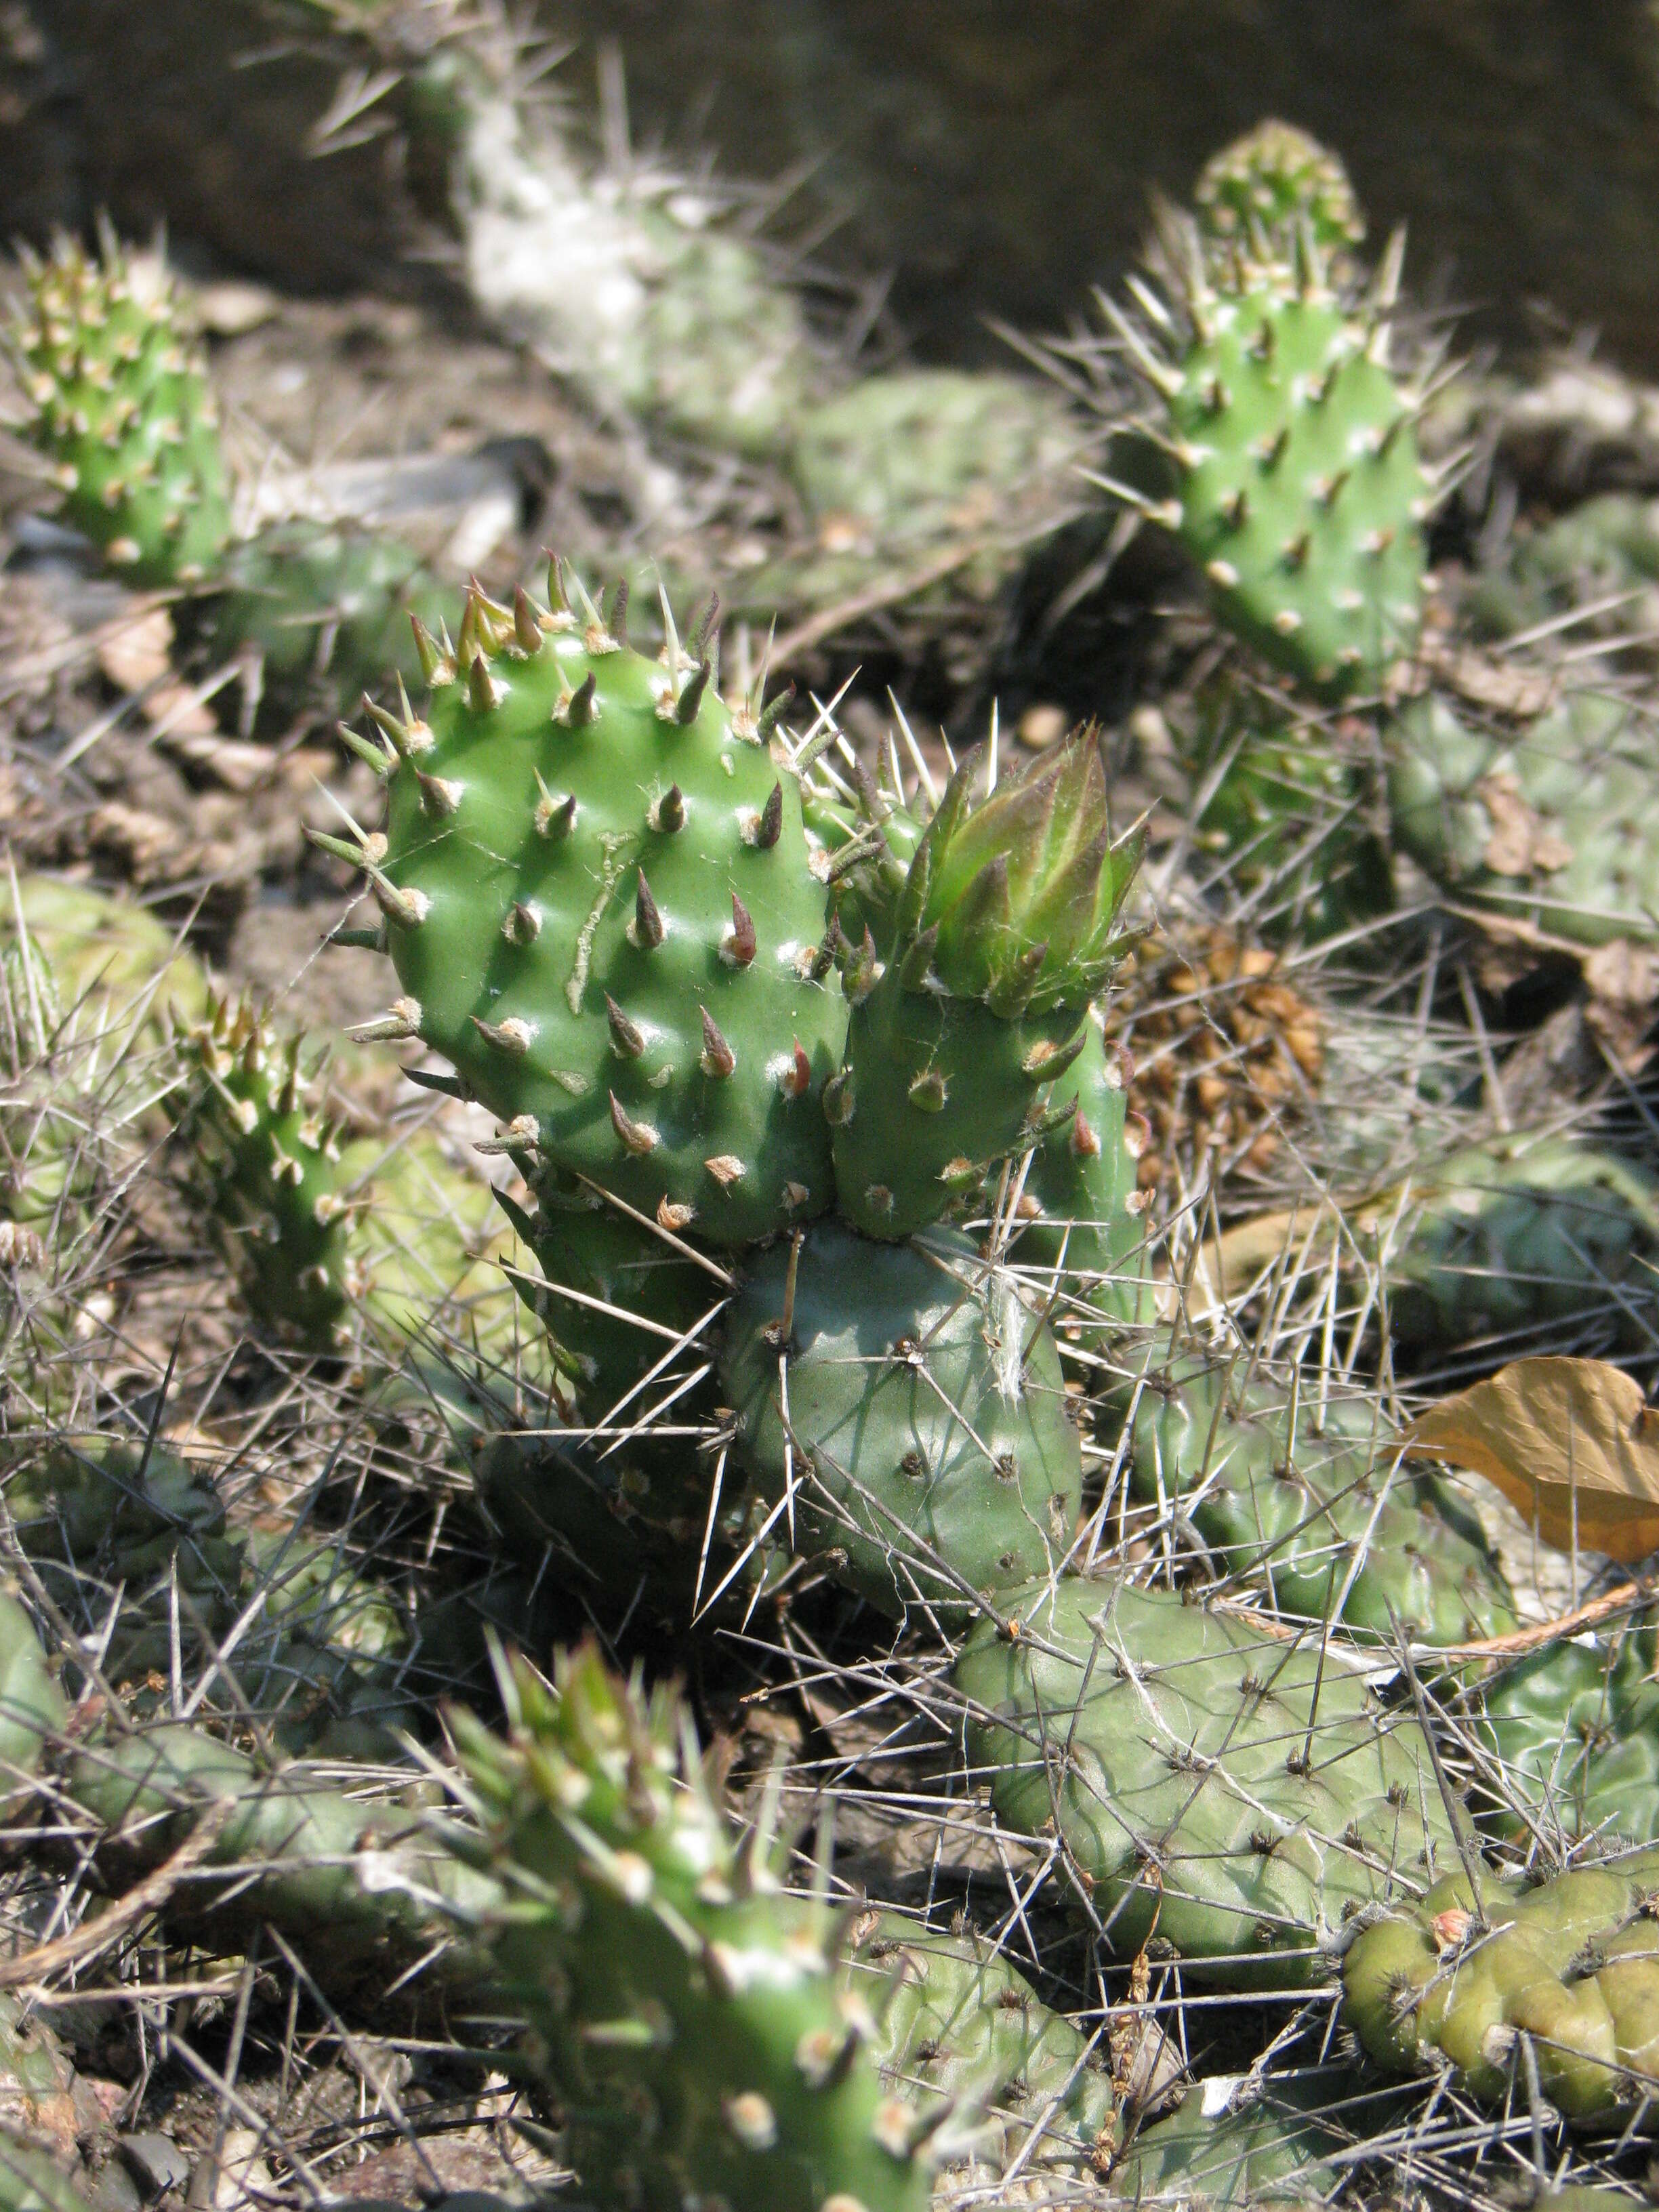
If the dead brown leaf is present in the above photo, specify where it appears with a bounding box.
[1409,1356,1659,1563]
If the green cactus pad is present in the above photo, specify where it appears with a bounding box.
[722,1223,1082,1622]
[1170,680,1393,939]
[1387,689,1659,949]
[191,517,443,718]
[1473,1610,1659,1848]
[1001,1010,1153,1357]
[1124,1347,1519,1652]
[11,232,232,588]
[1113,2068,1393,2208]
[831,733,1139,1239]
[842,1910,1117,2172]
[452,1645,935,2212]
[177,994,367,1348]
[1343,1849,1659,2125]
[350,577,846,1246]
[953,1575,1457,1986]
[60,1719,497,2004]
[495,1166,716,1418]
[1387,1134,1659,1351]
[1130,257,1429,693]
[1194,122,1367,266]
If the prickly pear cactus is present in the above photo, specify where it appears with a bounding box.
[1386,1134,1659,1351]
[1387,689,1659,949]
[953,1575,1457,1986]
[494,1165,715,1418]
[842,1910,1117,2173]
[1168,679,1392,939]
[1124,1347,1519,1651]
[1194,122,1367,268]
[8,230,232,588]
[451,1645,936,2212]
[1344,1849,1659,2124]
[1119,237,1430,693]
[1473,1611,1659,1847]
[191,517,442,714]
[1112,2067,1385,2208]
[5,1433,243,1686]
[331,575,846,1246]
[176,994,367,1347]
[830,731,1139,1240]
[1000,1009,1153,1357]
[722,1223,1083,1622]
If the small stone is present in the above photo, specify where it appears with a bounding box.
[1015,702,1068,752]
[119,2133,194,2198]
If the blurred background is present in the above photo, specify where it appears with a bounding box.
[12,1,1659,363]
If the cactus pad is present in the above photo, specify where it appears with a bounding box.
[1387,1134,1659,1351]
[722,1223,1082,1621]
[1125,1347,1519,1652]
[196,518,442,714]
[831,732,1139,1239]
[344,577,846,1245]
[176,994,368,1348]
[842,1910,1117,2172]
[953,1575,1456,1985]
[453,1645,935,2212]
[1121,246,1429,693]
[1474,1612,1659,1847]
[11,232,231,588]
[1344,1849,1659,2124]
[1388,689,1659,949]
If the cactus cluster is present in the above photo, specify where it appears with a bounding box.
[18,98,1659,2212]
[308,565,1143,1633]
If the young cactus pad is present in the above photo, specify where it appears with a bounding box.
[11,230,232,588]
[1193,121,1368,266]
[1343,1849,1659,2124]
[451,1645,935,2212]
[721,1223,1083,1621]
[830,730,1140,1240]
[333,575,846,1246]
[1118,244,1429,693]
[952,1575,1457,1986]
[177,994,367,1347]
